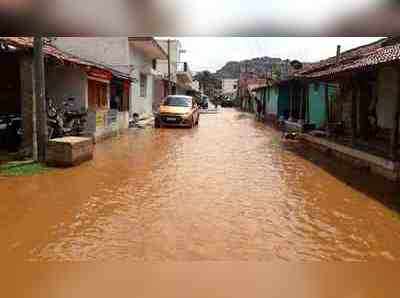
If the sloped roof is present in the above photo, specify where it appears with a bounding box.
[298,37,396,80]
[0,37,131,80]
[305,42,400,79]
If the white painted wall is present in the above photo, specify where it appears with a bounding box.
[155,39,181,83]
[222,79,238,94]
[53,37,131,74]
[192,80,200,91]
[46,65,88,110]
[129,46,155,116]
[377,66,399,129]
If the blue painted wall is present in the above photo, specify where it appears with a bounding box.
[278,85,290,119]
[266,86,279,115]
[308,83,337,128]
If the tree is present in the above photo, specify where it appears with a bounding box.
[194,71,218,97]
[271,63,282,80]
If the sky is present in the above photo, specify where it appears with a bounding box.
[177,0,382,29]
[170,0,384,35]
[177,37,383,73]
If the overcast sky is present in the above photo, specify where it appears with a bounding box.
[177,37,383,73]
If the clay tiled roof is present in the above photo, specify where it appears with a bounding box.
[0,37,131,80]
[298,37,390,79]
[305,41,400,79]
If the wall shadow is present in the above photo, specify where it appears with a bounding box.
[282,140,400,214]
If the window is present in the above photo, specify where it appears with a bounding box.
[233,85,237,89]
[140,73,147,97]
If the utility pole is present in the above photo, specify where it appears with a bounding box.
[33,37,47,162]
[167,39,171,95]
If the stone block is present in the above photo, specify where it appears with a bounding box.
[46,137,93,167]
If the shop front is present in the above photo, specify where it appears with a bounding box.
[86,69,113,142]
[86,69,132,142]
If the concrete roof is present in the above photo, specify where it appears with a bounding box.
[129,37,168,60]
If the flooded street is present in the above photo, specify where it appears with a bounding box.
[1,108,400,262]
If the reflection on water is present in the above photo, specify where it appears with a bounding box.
[1,109,400,261]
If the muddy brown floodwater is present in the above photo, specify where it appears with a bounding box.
[1,108,400,262]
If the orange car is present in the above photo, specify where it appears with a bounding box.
[155,95,200,128]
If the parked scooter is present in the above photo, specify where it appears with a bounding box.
[0,114,22,152]
[46,97,87,140]
[62,98,87,136]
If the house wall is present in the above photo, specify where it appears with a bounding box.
[153,78,166,111]
[20,54,34,156]
[53,37,130,74]
[308,82,336,128]
[46,65,88,110]
[341,88,353,131]
[308,83,325,128]
[222,79,238,94]
[54,37,136,123]
[130,46,154,116]
[267,86,279,115]
[278,85,290,119]
[156,39,180,83]
[377,66,399,129]
[192,80,200,91]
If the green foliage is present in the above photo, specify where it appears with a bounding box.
[272,63,281,80]
[0,162,51,176]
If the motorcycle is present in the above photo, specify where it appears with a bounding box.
[47,97,87,140]
[0,114,22,152]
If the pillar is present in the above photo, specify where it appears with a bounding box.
[351,78,358,145]
[359,79,370,140]
[390,68,400,159]
[289,84,293,120]
[325,82,329,125]
[299,84,304,123]
[19,53,35,157]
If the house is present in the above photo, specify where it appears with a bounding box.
[305,81,338,129]
[156,39,194,97]
[251,74,338,133]
[191,80,200,92]
[176,62,194,95]
[238,72,265,112]
[128,37,167,117]
[277,78,338,132]
[253,80,289,124]
[156,39,182,95]
[53,37,167,122]
[51,37,133,141]
[298,37,400,181]
[221,78,238,97]
[0,37,130,157]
